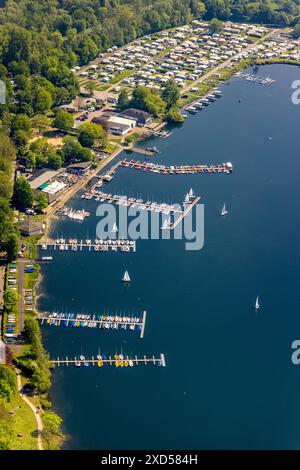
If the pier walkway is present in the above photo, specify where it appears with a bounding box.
[169,196,201,230]
[38,311,147,339]
[52,353,166,368]
[120,159,233,174]
[82,190,183,215]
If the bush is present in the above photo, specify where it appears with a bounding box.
[0,366,17,403]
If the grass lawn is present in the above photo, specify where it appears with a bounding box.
[7,391,38,450]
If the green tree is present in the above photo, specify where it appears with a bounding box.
[11,114,32,137]
[4,289,19,312]
[117,89,130,111]
[42,411,63,450]
[31,368,51,394]
[61,136,93,162]
[78,122,106,148]
[12,177,34,210]
[209,18,224,35]
[293,23,300,38]
[0,366,17,404]
[131,86,165,116]
[35,192,48,212]
[47,151,63,169]
[31,114,51,134]
[53,110,74,132]
[5,231,19,262]
[162,80,180,110]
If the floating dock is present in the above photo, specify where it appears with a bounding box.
[82,190,183,215]
[120,159,233,174]
[234,72,276,85]
[126,146,159,156]
[38,311,147,339]
[52,353,166,368]
[37,239,136,253]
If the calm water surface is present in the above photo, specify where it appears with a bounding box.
[38,65,300,449]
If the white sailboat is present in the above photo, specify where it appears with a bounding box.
[122,270,131,282]
[111,222,118,233]
[255,296,260,310]
[161,217,171,230]
[184,193,190,204]
[221,203,228,216]
[188,187,195,198]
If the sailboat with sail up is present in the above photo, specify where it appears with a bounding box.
[221,203,228,216]
[122,271,131,282]
[111,222,118,233]
[189,188,195,199]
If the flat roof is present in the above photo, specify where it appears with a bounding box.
[28,170,59,190]
[107,116,136,126]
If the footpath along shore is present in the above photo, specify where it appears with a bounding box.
[45,146,124,219]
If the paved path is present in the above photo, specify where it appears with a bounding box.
[16,371,44,451]
[45,146,123,218]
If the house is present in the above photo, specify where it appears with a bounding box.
[93,114,136,136]
[67,161,93,175]
[118,108,152,126]
[18,217,44,237]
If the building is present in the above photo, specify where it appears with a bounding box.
[28,169,60,190]
[18,217,44,237]
[118,108,152,126]
[28,169,67,204]
[92,114,136,136]
[67,161,93,175]
[41,181,66,203]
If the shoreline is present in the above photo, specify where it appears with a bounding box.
[32,60,298,451]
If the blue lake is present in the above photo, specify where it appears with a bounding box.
[38,64,300,449]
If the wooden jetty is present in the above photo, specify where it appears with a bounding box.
[52,352,166,367]
[169,196,201,230]
[37,239,136,253]
[37,310,147,339]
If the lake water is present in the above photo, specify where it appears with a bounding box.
[38,64,300,450]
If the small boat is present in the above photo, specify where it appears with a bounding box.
[255,296,260,311]
[221,203,228,216]
[184,193,190,204]
[161,218,170,230]
[111,222,118,233]
[122,270,131,282]
[189,188,195,198]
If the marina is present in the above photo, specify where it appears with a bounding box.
[37,310,147,338]
[52,353,166,368]
[37,239,136,252]
[38,65,300,450]
[119,159,233,175]
[234,71,276,85]
[81,189,185,215]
